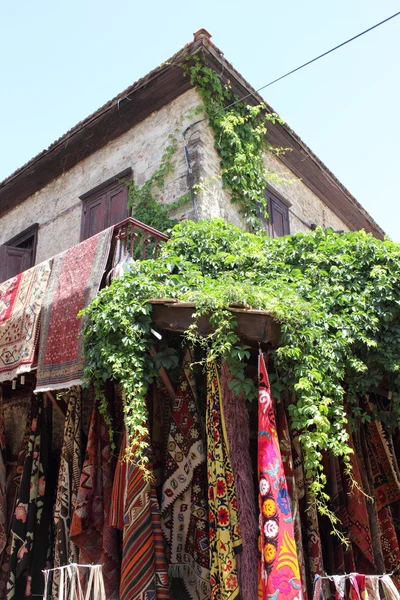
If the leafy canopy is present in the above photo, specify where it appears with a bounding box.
[82,218,400,506]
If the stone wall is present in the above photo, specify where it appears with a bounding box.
[0,87,349,265]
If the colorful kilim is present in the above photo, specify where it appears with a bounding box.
[258,353,301,600]
[35,228,113,392]
[277,399,308,600]
[378,506,400,590]
[221,362,258,600]
[52,387,82,598]
[161,366,210,600]
[0,399,31,595]
[112,436,169,600]
[0,261,51,382]
[7,397,50,599]
[206,360,241,600]
[70,398,120,600]
[0,388,6,556]
[365,419,400,511]
[342,432,375,573]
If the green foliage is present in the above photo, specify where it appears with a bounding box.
[82,219,400,513]
[183,56,291,230]
[126,135,189,234]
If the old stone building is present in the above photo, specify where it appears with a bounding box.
[0,29,384,281]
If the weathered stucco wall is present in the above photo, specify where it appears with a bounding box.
[192,125,349,234]
[0,87,349,265]
[0,89,205,263]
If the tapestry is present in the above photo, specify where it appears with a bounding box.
[161,365,210,600]
[0,402,31,595]
[277,398,307,600]
[342,432,375,573]
[150,383,170,491]
[258,352,301,600]
[111,435,169,600]
[7,396,50,599]
[52,386,82,599]
[206,360,241,600]
[0,388,6,556]
[221,362,258,600]
[322,454,355,574]
[35,228,113,392]
[365,419,400,511]
[70,398,120,600]
[378,507,400,590]
[0,260,51,382]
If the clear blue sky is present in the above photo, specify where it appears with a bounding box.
[1,1,399,239]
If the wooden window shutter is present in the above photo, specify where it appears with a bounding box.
[0,245,32,283]
[270,197,290,237]
[80,170,131,241]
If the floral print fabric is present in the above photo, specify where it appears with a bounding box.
[258,353,301,600]
[206,360,241,600]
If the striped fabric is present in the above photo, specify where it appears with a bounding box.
[114,438,169,600]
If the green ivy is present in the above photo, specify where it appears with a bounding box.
[81,219,400,519]
[183,56,291,230]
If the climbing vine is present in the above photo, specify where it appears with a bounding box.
[183,56,291,230]
[81,219,400,519]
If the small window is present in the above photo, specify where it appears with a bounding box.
[260,188,290,237]
[0,224,38,282]
[80,169,132,241]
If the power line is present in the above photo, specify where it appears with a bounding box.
[225,10,400,110]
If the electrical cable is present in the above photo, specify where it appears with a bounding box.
[225,10,400,110]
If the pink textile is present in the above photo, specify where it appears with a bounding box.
[258,353,301,600]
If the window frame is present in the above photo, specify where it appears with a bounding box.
[260,185,291,237]
[80,168,132,241]
[5,223,39,266]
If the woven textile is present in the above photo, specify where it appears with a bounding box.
[0,261,51,382]
[378,507,400,590]
[161,367,210,600]
[35,228,113,392]
[258,353,301,600]
[277,399,308,600]
[111,435,169,600]
[365,420,400,511]
[7,397,50,599]
[221,363,258,600]
[70,398,120,600]
[342,432,375,573]
[0,401,31,595]
[206,360,241,600]
[52,387,83,599]
[0,388,6,556]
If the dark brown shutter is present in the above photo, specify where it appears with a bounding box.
[0,245,31,283]
[270,197,290,237]
[81,181,129,241]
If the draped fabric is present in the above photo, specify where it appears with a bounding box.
[377,506,400,590]
[0,260,51,382]
[35,228,113,392]
[221,363,258,600]
[349,574,366,600]
[0,388,6,556]
[0,402,31,595]
[70,398,120,600]
[52,387,82,599]
[258,353,301,600]
[365,420,400,511]
[111,435,169,600]
[161,366,210,600]
[206,360,241,600]
[342,432,375,573]
[277,399,308,600]
[7,397,50,599]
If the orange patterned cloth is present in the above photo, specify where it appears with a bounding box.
[258,353,301,600]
